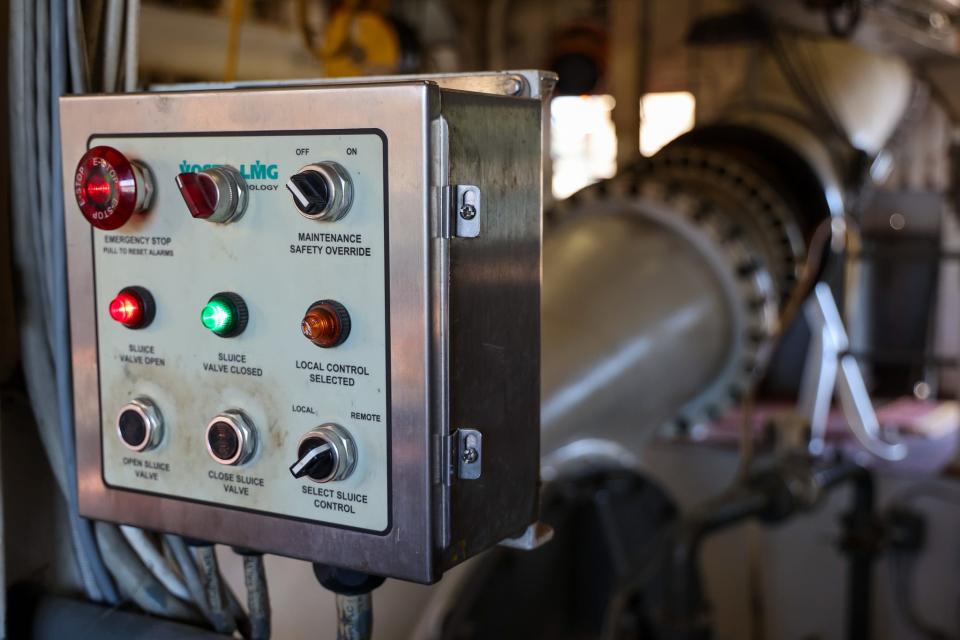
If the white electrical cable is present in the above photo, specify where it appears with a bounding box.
[166,535,220,628]
[123,0,139,92]
[102,0,124,92]
[51,0,119,603]
[66,0,89,92]
[120,526,191,601]
[96,523,201,621]
[9,0,118,603]
[111,0,208,613]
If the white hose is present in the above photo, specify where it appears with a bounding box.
[123,0,139,91]
[120,525,191,601]
[95,523,201,622]
[102,0,123,91]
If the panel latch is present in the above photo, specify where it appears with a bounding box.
[456,428,482,479]
[442,185,481,238]
[440,428,483,484]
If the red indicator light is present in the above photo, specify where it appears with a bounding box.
[108,287,155,329]
[109,293,142,326]
[74,146,153,230]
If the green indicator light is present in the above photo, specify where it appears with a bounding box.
[200,292,248,338]
[201,299,234,334]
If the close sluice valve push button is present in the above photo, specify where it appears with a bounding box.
[117,398,163,452]
[74,146,154,230]
[290,424,357,483]
[175,165,248,224]
[206,410,257,466]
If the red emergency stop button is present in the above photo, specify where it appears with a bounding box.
[74,146,154,230]
[108,286,156,329]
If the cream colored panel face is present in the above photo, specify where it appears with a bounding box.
[93,132,390,533]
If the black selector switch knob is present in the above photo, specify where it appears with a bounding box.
[290,438,336,481]
[285,162,353,221]
[287,172,330,215]
[290,424,357,483]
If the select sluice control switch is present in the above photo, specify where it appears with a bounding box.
[60,72,548,583]
[290,424,357,483]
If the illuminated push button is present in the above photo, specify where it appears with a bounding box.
[301,300,351,348]
[74,146,153,230]
[290,424,357,483]
[108,286,155,329]
[206,410,257,466]
[201,292,248,338]
[116,398,163,452]
[175,165,248,224]
[286,162,353,221]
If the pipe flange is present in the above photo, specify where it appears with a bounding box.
[548,172,779,434]
[634,180,778,432]
[635,148,806,303]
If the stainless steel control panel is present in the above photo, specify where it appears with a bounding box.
[92,132,390,532]
[60,74,547,583]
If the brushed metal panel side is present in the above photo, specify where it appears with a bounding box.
[439,91,542,568]
[59,83,439,582]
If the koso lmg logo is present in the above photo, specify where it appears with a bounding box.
[179,160,280,191]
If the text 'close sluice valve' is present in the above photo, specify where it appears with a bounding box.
[60,78,543,583]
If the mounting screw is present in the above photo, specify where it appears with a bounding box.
[462,447,479,464]
[459,203,477,220]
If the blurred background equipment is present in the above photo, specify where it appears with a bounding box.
[7,0,960,639]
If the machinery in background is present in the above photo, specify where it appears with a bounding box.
[7,1,960,639]
[541,7,919,468]
[298,0,423,76]
[421,15,956,640]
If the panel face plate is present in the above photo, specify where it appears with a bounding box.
[92,132,389,533]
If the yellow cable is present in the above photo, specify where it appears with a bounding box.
[224,0,245,82]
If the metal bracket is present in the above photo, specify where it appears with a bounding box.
[499,521,555,551]
[798,283,907,461]
[438,428,483,484]
[442,185,481,238]
[456,428,482,480]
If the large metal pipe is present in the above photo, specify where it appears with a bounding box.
[540,161,788,471]
[541,200,737,461]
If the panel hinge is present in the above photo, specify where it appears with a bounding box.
[440,428,483,485]
[440,185,481,238]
